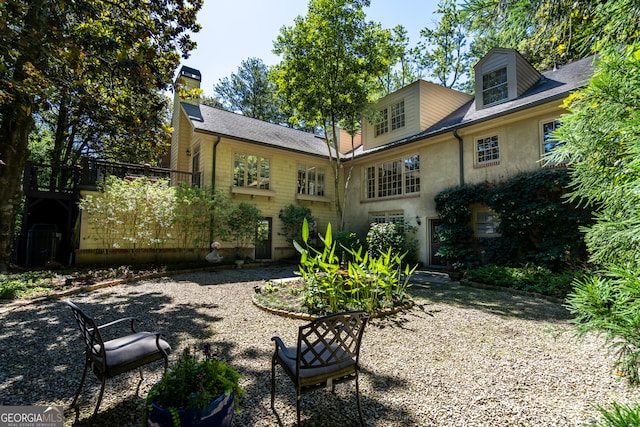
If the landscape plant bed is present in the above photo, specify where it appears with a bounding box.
[252,278,415,319]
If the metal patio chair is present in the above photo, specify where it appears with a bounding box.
[271,310,369,426]
[64,300,171,423]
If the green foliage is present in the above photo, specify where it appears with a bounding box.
[553,44,640,387]
[272,0,396,220]
[79,177,176,255]
[464,264,582,298]
[413,0,470,90]
[366,221,417,263]
[143,343,244,424]
[79,177,231,258]
[460,0,640,70]
[174,185,230,253]
[333,230,361,262]
[295,219,415,315]
[214,57,284,124]
[221,202,265,256]
[594,401,640,427]
[566,267,640,385]
[434,169,590,270]
[434,182,488,265]
[278,204,315,245]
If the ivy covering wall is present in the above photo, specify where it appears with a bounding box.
[434,169,591,271]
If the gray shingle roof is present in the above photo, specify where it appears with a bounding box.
[183,55,595,160]
[354,55,596,157]
[182,103,334,158]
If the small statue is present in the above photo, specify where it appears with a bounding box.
[205,242,223,263]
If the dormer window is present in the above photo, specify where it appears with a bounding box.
[390,100,405,130]
[375,108,388,136]
[482,67,508,106]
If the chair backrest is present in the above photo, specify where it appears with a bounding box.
[297,311,369,371]
[65,301,106,366]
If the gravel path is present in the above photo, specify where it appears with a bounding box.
[1,264,639,426]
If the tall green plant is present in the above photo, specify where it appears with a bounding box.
[552,45,640,387]
[294,218,415,315]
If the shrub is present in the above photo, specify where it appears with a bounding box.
[464,264,583,298]
[278,204,315,245]
[366,221,417,263]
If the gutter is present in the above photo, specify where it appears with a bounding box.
[453,129,464,185]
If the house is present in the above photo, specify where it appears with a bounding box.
[170,66,339,260]
[169,48,594,266]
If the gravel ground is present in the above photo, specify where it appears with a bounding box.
[1,264,639,427]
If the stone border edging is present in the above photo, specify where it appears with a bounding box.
[251,294,415,320]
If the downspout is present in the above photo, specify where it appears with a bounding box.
[453,129,464,186]
[211,135,221,190]
[210,135,221,245]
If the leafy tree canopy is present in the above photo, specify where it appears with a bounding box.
[0,0,202,271]
[272,0,396,223]
[214,57,284,124]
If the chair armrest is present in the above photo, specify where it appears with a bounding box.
[271,336,295,360]
[98,316,140,332]
[103,331,167,351]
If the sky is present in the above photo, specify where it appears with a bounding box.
[181,0,442,97]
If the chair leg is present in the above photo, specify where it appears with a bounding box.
[88,376,107,425]
[296,386,301,427]
[270,361,276,411]
[71,357,90,409]
[355,374,364,427]
[135,366,144,396]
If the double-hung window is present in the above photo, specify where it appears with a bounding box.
[297,164,325,196]
[365,154,420,199]
[482,67,508,106]
[233,153,270,190]
[375,100,405,136]
[390,100,405,130]
[375,108,388,136]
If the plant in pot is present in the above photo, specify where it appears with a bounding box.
[222,202,266,268]
[143,343,244,427]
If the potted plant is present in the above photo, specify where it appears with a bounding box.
[447,261,465,281]
[143,343,244,427]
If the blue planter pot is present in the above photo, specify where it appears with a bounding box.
[147,393,235,427]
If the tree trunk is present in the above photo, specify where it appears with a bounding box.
[0,107,33,272]
[0,0,48,272]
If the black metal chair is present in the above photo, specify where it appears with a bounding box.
[64,300,171,423]
[271,310,369,426]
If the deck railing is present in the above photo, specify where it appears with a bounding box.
[23,158,196,195]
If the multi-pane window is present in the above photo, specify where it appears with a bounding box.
[378,160,402,198]
[541,119,566,167]
[375,100,405,136]
[297,164,325,196]
[375,108,388,136]
[482,67,508,106]
[476,135,500,165]
[233,153,270,189]
[404,155,420,194]
[476,211,500,237]
[365,154,420,199]
[370,212,404,225]
[391,101,405,130]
